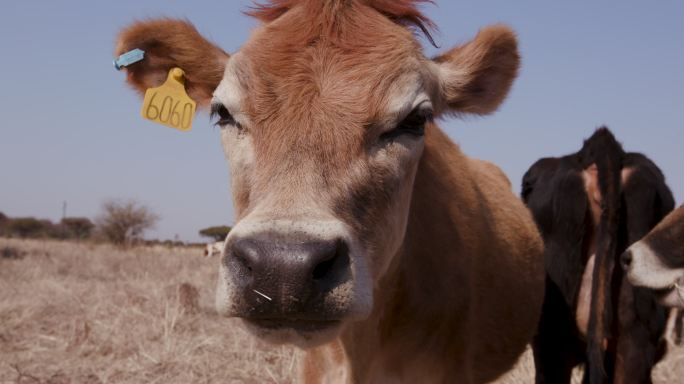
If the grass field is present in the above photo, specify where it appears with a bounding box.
[1,238,682,383]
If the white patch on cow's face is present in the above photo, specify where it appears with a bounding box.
[358,136,423,280]
[377,72,431,133]
[213,54,250,126]
[219,128,254,213]
[352,73,429,280]
[212,54,256,218]
[626,242,684,290]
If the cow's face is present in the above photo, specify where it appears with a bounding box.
[116,3,519,347]
[623,205,684,307]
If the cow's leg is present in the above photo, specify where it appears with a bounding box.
[613,283,667,384]
[533,278,582,384]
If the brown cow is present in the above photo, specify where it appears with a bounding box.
[114,1,544,382]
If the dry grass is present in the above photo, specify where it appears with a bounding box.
[0,238,682,383]
[0,239,297,384]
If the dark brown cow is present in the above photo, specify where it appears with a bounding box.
[522,127,674,383]
[115,1,545,382]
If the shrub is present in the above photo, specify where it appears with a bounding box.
[5,217,50,238]
[96,199,159,245]
[46,223,72,240]
[161,239,185,247]
[61,217,95,239]
[0,212,7,236]
[199,226,231,242]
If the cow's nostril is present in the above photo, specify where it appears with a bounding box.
[231,238,262,276]
[235,253,252,272]
[228,236,351,306]
[621,250,633,269]
[311,240,350,286]
[313,254,337,280]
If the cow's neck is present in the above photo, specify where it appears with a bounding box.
[340,126,482,381]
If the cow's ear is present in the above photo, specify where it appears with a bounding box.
[432,24,519,116]
[115,19,229,108]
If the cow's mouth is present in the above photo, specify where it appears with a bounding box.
[241,316,344,347]
[651,286,675,297]
[247,318,341,332]
[650,278,684,299]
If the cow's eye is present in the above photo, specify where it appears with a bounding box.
[211,104,239,128]
[380,106,433,141]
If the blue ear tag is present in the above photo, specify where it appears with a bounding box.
[113,48,145,70]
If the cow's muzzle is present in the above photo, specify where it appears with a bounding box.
[225,236,352,326]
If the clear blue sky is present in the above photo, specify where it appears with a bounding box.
[1,1,682,242]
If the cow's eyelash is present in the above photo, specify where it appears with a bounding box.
[211,104,240,128]
[379,106,433,141]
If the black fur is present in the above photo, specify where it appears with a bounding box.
[522,127,674,383]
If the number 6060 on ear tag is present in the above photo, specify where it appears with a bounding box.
[141,68,196,131]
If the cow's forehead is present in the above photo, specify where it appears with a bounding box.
[231,6,428,121]
[214,52,429,167]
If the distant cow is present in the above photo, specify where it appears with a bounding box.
[623,204,684,308]
[203,242,223,258]
[522,127,674,383]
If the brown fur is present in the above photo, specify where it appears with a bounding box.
[301,128,544,383]
[115,19,229,107]
[115,1,544,382]
[641,204,684,259]
[434,25,520,115]
[248,0,435,30]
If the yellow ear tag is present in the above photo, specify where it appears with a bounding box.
[141,68,196,131]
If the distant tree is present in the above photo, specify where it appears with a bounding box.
[160,239,186,248]
[61,217,94,239]
[46,223,72,240]
[199,226,231,242]
[6,217,50,238]
[96,199,158,245]
[0,212,7,235]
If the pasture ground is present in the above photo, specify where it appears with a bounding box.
[1,238,682,383]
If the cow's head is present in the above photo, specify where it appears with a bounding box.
[116,0,519,347]
[623,205,684,308]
